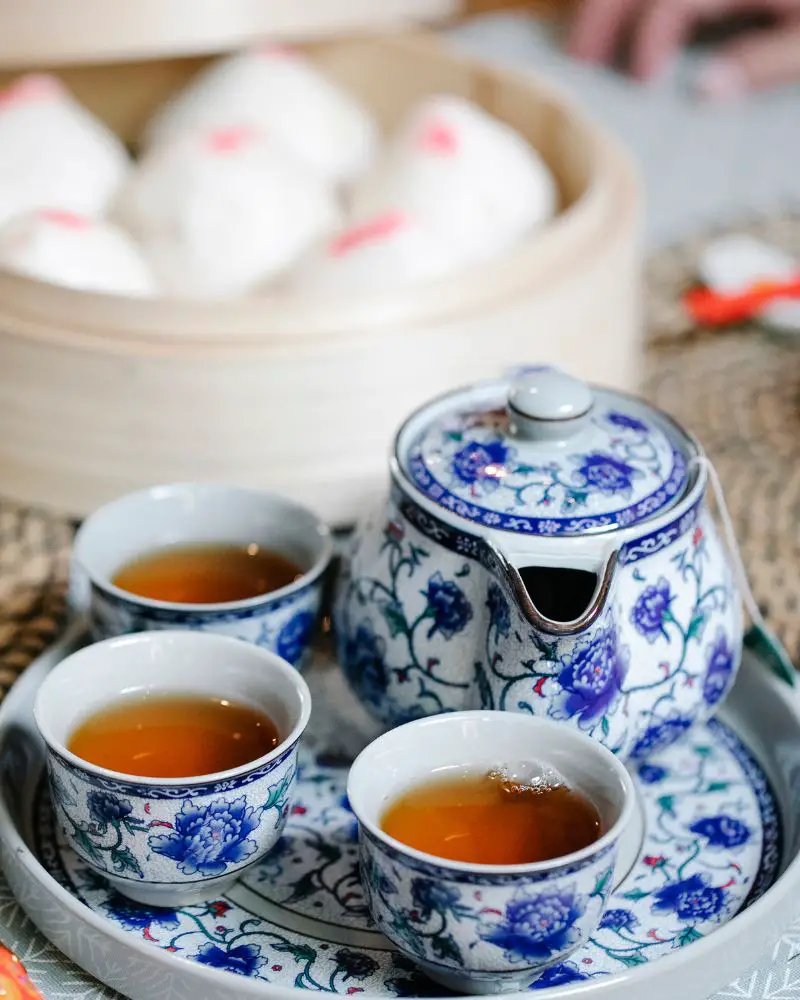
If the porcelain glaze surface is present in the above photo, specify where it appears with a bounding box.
[403,382,686,535]
[1,629,796,1000]
[346,712,633,993]
[35,723,779,993]
[89,583,323,669]
[34,630,312,906]
[47,744,298,896]
[71,482,333,669]
[335,493,741,758]
[359,831,615,992]
[335,371,742,756]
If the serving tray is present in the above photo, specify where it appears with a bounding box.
[1,623,799,1000]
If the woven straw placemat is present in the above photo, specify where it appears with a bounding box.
[644,214,800,662]
[0,504,71,695]
[1,216,800,695]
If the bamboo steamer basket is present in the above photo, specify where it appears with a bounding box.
[0,32,641,527]
[0,0,459,66]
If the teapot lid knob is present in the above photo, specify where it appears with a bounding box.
[508,369,594,440]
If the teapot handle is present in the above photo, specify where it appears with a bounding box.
[693,455,795,688]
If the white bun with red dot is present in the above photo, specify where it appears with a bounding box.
[288,211,470,294]
[350,94,557,265]
[0,209,157,297]
[112,126,342,300]
[0,74,130,228]
[142,47,378,187]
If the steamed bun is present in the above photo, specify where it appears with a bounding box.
[350,94,557,265]
[0,74,129,227]
[142,48,378,187]
[113,126,341,300]
[289,211,467,294]
[0,209,157,296]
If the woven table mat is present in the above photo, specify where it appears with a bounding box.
[2,215,800,698]
[644,214,800,662]
[0,505,71,696]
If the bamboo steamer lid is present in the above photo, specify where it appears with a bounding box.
[0,0,459,68]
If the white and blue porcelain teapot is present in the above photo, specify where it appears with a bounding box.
[334,368,745,760]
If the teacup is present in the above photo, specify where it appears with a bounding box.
[347,711,634,995]
[70,482,333,668]
[34,630,311,907]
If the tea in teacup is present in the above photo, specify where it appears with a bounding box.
[68,693,281,778]
[36,630,311,907]
[380,767,602,865]
[112,542,302,604]
[349,713,634,994]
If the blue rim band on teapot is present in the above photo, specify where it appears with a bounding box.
[335,368,742,760]
[395,369,698,637]
[401,370,689,539]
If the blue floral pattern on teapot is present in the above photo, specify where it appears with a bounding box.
[334,370,743,759]
[405,376,686,536]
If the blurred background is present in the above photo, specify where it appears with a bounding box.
[458,0,800,246]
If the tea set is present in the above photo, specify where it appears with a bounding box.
[30,366,773,994]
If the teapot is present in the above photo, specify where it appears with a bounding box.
[333,368,744,760]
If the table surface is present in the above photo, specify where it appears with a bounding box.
[2,14,800,1000]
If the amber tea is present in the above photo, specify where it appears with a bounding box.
[381,768,602,865]
[112,542,302,604]
[68,693,281,778]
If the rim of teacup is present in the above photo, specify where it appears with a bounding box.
[71,481,333,614]
[347,711,636,876]
[33,630,312,787]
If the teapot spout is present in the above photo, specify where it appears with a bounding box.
[489,542,619,637]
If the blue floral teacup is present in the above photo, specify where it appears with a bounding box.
[347,712,634,995]
[34,630,311,907]
[70,482,333,669]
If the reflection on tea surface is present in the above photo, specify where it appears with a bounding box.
[381,767,602,865]
[112,542,302,604]
[68,693,281,778]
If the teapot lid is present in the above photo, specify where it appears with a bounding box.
[396,369,693,537]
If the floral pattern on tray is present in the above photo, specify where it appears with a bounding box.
[36,720,780,995]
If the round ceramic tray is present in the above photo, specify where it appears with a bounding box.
[0,622,799,1000]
